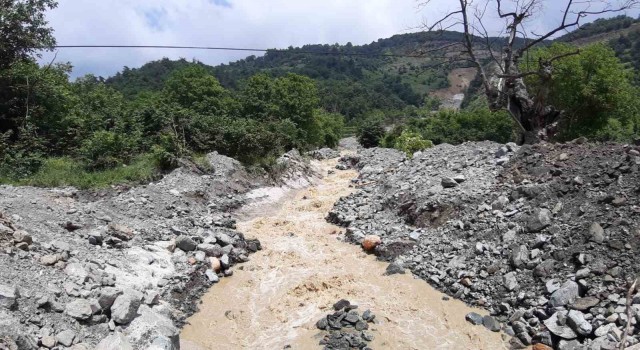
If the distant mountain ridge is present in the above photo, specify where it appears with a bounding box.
[105,16,640,120]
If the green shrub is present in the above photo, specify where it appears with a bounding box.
[407,107,514,145]
[394,130,433,156]
[79,130,139,170]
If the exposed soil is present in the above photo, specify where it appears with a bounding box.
[180,157,508,350]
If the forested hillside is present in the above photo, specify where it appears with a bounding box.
[106,31,475,121]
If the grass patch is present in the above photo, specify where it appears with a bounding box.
[0,154,160,189]
[192,153,213,172]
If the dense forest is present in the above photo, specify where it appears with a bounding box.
[1,1,639,188]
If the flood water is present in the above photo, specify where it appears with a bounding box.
[180,158,508,350]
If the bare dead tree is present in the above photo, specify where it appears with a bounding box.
[418,0,640,144]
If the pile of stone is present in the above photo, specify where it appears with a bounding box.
[315,299,376,350]
[328,141,640,349]
[307,148,340,160]
[0,150,316,349]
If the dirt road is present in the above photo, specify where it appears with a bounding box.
[180,158,508,349]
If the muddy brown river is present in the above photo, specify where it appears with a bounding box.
[180,158,508,349]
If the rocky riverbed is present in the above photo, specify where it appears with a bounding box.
[328,140,640,349]
[0,150,317,349]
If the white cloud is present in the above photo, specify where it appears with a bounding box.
[39,0,639,78]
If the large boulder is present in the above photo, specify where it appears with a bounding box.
[549,280,580,307]
[65,299,93,320]
[126,305,179,350]
[175,236,197,252]
[524,209,552,233]
[110,294,141,324]
[0,284,18,309]
[98,287,123,310]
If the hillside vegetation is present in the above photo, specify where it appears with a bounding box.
[1,2,639,188]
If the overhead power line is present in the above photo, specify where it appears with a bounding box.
[45,45,447,58]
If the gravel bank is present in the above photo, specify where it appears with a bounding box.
[328,141,640,349]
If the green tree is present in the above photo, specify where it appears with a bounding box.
[357,119,385,148]
[163,66,230,116]
[0,0,57,69]
[523,43,640,141]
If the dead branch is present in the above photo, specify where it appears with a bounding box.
[620,278,638,350]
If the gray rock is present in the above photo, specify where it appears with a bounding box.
[503,272,519,291]
[534,259,556,277]
[558,339,582,350]
[385,262,405,275]
[567,310,592,336]
[465,312,483,325]
[215,232,234,246]
[594,323,616,337]
[525,208,552,233]
[12,230,32,245]
[205,269,219,283]
[175,236,197,252]
[64,263,88,282]
[492,196,509,210]
[510,245,528,268]
[549,280,580,307]
[441,177,459,188]
[65,299,92,320]
[126,305,179,350]
[98,287,123,310]
[41,335,57,348]
[452,175,466,183]
[482,315,501,332]
[143,290,160,305]
[544,311,577,339]
[569,296,600,311]
[55,330,76,347]
[0,284,18,309]
[0,223,12,235]
[197,243,223,257]
[110,294,141,324]
[589,223,605,243]
[220,254,230,269]
[95,332,133,350]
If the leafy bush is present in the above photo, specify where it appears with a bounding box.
[407,107,514,145]
[522,43,640,141]
[394,130,433,156]
[79,130,140,170]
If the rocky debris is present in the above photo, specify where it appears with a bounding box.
[316,300,376,349]
[307,148,340,160]
[328,141,640,349]
[0,148,315,347]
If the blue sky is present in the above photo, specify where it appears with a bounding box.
[39,0,640,78]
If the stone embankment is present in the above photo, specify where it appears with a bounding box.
[0,150,315,349]
[329,140,640,349]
